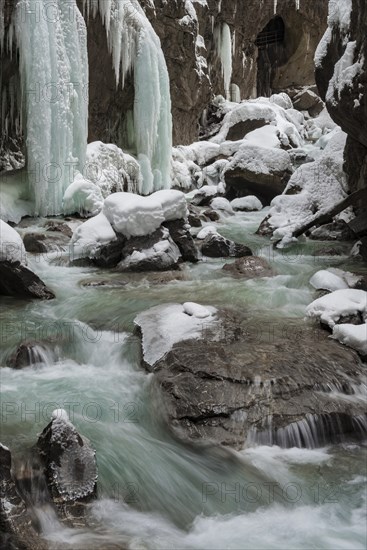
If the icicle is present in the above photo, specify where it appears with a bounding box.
[214,22,233,100]
[274,0,278,14]
[15,0,89,216]
[295,0,300,9]
[86,0,172,194]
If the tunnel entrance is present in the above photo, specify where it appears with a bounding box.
[256,16,287,97]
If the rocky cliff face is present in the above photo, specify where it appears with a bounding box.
[1,0,327,167]
[315,0,367,249]
[90,0,328,145]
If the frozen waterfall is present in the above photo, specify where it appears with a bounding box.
[84,0,173,194]
[214,22,233,100]
[15,0,89,216]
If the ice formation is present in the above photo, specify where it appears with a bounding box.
[214,22,233,99]
[84,0,172,193]
[15,0,89,216]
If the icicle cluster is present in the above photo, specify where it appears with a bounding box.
[15,0,89,216]
[84,0,172,194]
[214,22,233,100]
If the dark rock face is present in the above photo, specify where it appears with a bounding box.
[0,261,55,300]
[315,0,367,231]
[309,220,356,241]
[201,234,252,258]
[0,444,46,550]
[44,221,73,238]
[93,233,127,268]
[222,256,274,279]
[7,343,51,369]
[37,414,97,527]
[137,307,367,449]
[163,219,199,263]
[224,166,292,205]
[118,228,181,271]
[23,231,71,254]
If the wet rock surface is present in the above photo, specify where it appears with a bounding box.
[0,261,55,300]
[222,256,274,279]
[137,307,367,449]
[163,219,199,263]
[0,444,46,550]
[200,234,252,258]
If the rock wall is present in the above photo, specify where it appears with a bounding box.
[315,0,367,210]
[1,0,328,166]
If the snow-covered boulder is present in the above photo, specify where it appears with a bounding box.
[260,130,350,245]
[231,196,263,212]
[71,212,118,260]
[0,219,26,264]
[332,323,367,356]
[223,143,292,204]
[0,220,54,300]
[63,174,104,217]
[134,302,218,368]
[310,268,364,292]
[270,93,293,110]
[118,228,181,272]
[196,225,218,240]
[37,409,97,524]
[306,289,367,328]
[210,197,234,214]
[103,190,187,238]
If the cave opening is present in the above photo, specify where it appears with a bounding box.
[256,16,288,97]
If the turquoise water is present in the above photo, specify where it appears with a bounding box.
[1,210,366,549]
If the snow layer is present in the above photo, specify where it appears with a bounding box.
[134,302,217,367]
[310,268,362,291]
[306,289,367,328]
[224,143,292,178]
[231,196,263,212]
[332,323,367,355]
[196,225,218,239]
[85,0,172,193]
[71,212,117,259]
[63,174,103,217]
[15,0,88,216]
[103,190,187,238]
[0,219,26,264]
[210,197,233,214]
[309,270,348,292]
[267,130,349,246]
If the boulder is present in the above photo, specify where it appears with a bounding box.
[0,261,55,300]
[118,228,181,272]
[203,209,220,222]
[37,410,97,527]
[92,233,126,268]
[23,232,70,254]
[45,221,73,238]
[135,306,367,449]
[201,234,252,258]
[309,220,356,241]
[7,343,51,369]
[163,219,199,263]
[292,88,323,112]
[222,256,273,279]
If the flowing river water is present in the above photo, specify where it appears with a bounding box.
[1,209,366,549]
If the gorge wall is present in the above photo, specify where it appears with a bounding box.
[1,0,328,173]
[315,0,367,205]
